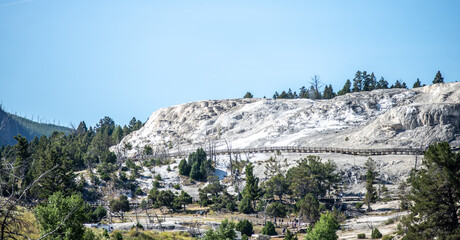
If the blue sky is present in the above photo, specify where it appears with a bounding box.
[1,0,459,127]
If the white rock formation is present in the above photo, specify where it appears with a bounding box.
[112,82,460,157]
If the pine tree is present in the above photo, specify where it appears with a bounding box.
[304,212,338,240]
[413,78,422,88]
[376,77,389,89]
[352,71,363,92]
[391,80,406,89]
[179,159,190,176]
[322,84,336,99]
[362,71,372,91]
[369,72,377,90]
[244,92,253,98]
[243,163,260,209]
[297,193,320,224]
[75,121,87,135]
[189,162,201,180]
[402,142,460,239]
[13,135,31,180]
[337,80,351,95]
[432,70,444,84]
[364,158,377,211]
[34,192,89,240]
[299,86,308,98]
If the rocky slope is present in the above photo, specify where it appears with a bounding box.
[113,82,460,157]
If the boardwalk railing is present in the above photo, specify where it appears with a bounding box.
[142,146,424,159]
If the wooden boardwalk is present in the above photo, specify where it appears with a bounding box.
[158,146,424,159]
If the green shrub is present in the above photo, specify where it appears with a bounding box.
[129,173,136,181]
[371,227,382,239]
[100,172,110,181]
[284,229,298,240]
[119,172,127,181]
[226,201,237,212]
[155,174,162,181]
[304,212,338,240]
[135,187,144,196]
[113,231,123,240]
[382,235,394,240]
[91,205,107,222]
[152,180,160,188]
[173,184,181,190]
[236,219,253,236]
[355,202,363,210]
[384,218,395,225]
[357,233,366,239]
[262,221,277,236]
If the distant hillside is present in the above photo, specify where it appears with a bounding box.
[0,107,72,146]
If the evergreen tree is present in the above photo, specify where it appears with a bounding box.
[284,229,298,240]
[304,212,338,240]
[110,195,130,213]
[204,219,236,240]
[432,70,444,84]
[369,72,377,90]
[299,86,308,98]
[266,201,287,222]
[128,117,142,131]
[265,173,288,203]
[286,156,340,200]
[13,135,31,181]
[376,77,389,89]
[236,219,254,237]
[177,191,192,211]
[337,79,351,96]
[279,91,288,99]
[30,134,76,200]
[297,193,321,224]
[262,221,277,236]
[242,163,260,208]
[352,71,363,92]
[189,162,201,180]
[364,158,377,211]
[75,121,88,135]
[402,142,460,239]
[413,78,422,88]
[362,71,372,91]
[35,192,89,240]
[244,92,254,98]
[178,159,190,176]
[238,195,254,214]
[322,84,336,99]
[391,80,406,89]
[112,126,124,144]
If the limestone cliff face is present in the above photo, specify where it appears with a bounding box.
[353,83,460,147]
[112,83,460,157]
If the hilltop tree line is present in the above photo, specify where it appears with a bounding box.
[244,70,445,99]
